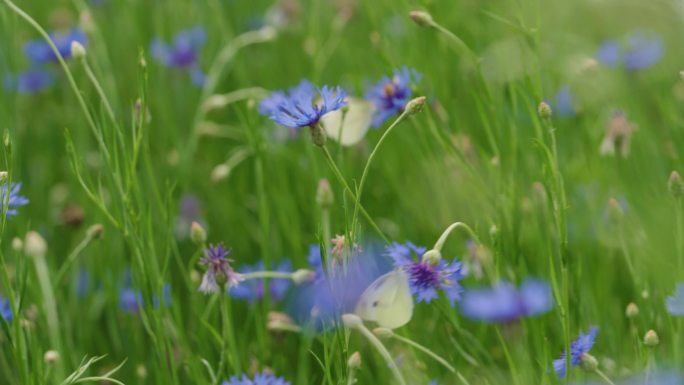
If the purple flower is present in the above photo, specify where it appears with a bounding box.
[0,296,12,322]
[119,284,171,313]
[23,28,87,64]
[151,27,206,87]
[666,283,684,316]
[5,69,54,94]
[199,244,243,294]
[460,279,553,323]
[386,241,465,305]
[230,259,292,302]
[221,371,290,385]
[596,41,622,68]
[365,67,421,127]
[1,182,29,218]
[551,85,575,118]
[553,327,599,378]
[259,80,347,128]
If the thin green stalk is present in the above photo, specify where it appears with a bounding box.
[595,369,617,385]
[344,316,406,385]
[350,109,411,240]
[320,146,389,243]
[82,60,117,124]
[494,327,520,385]
[390,333,455,373]
[33,251,66,380]
[54,232,97,285]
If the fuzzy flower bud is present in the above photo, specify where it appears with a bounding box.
[668,171,684,198]
[309,123,326,147]
[405,96,426,116]
[87,224,104,239]
[0,171,7,183]
[190,221,207,245]
[44,350,60,364]
[11,237,23,252]
[347,352,362,369]
[644,330,659,347]
[409,10,435,27]
[421,249,442,267]
[625,302,639,319]
[291,269,315,284]
[211,163,231,183]
[538,101,552,119]
[342,313,363,329]
[580,353,598,372]
[70,41,86,60]
[372,327,394,339]
[24,231,47,258]
[316,179,334,209]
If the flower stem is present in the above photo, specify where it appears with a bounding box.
[433,222,480,252]
[54,231,97,285]
[346,321,407,385]
[390,333,455,372]
[320,145,389,243]
[595,369,617,385]
[241,271,294,280]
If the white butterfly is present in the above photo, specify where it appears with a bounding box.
[321,97,375,146]
[354,269,414,329]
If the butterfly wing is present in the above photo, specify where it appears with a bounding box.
[355,269,414,329]
[322,97,374,146]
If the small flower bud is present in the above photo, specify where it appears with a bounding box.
[316,179,334,209]
[211,163,231,183]
[372,327,394,339]
[70,41,86,60]
[44,350,60,364]
[347,351,362,369]
[644,330,659,347]
[625,302,639,319]
[409,10,435,27]
[421,249,442,267]
[342,313,363,329]
[668,171,684,198]
[405,96,426,116]
[11,237,23,252]
[190,222,207,245]
[291,269,315,284]
[24,231,47,258]
[309,123,326,147]
[87,224,104,239]
[136,364,147,379]
[538,101,552,119]
[0,171,7,183]
[580,353,598,372]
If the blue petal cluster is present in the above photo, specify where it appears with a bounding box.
[222,371,290,385]
[460,279,553,323]
[259,80,347,128]
[553,327,598,378]
[151,27,207,87]
[23,28,87,64]
[230,259,292,302]
[666,283,684,316]
[365,67,421,127]
[386,241,465,305]
[0,182,29,218]
[0,296,12,322]
[596,32,663,71]
[120,284,171,313]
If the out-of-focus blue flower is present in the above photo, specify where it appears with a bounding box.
[551,85,575,118]
[230,259,292,301]
[259,80,347,128]
[5,69,54,94]
[386,241,465,305]
[221,371,290,385]
[460,279,553,323]
[666,283,684,316]
[120,284,171,313]
[365,67,421,127]
[23,28,87,64]
[174,194,205,240]
[0,182,29,218]
[0,296,12,322]
[553,327,598,378]
[595,32,663,71]
[199,243,243,294]
[151,27,206,87]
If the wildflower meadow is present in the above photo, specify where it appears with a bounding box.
[2,0,684,384]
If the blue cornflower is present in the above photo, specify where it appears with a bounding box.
[666,283,684,316]
[230,259,292,302]
[595,32,663,71]
[365,67,421,127]
[120,284,171,313]
[23,28,87,64]
[5,69,54,94]
[259,80,347,128]
[460,279,553,323]
[0,296,12,322]
[553,327,599,378]
[386,241,465,305]
[151,27,207,87]
[222,372,290,385]
[546,85,575,118]
[0,182,29,218]
[199,243,243,294]
[174,194,205,240]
